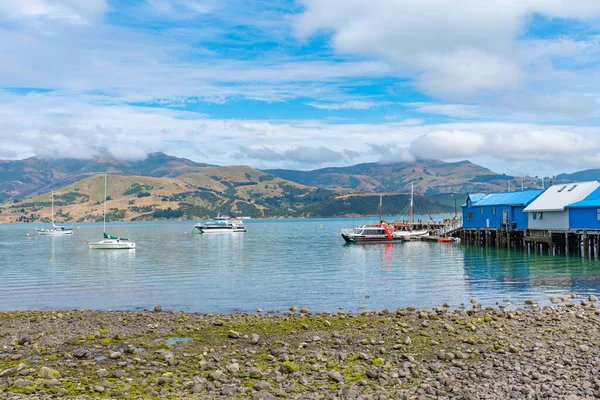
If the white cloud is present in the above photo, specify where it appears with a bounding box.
[0,0,107,24]
[295,0,600,98]
[409,131,486,159]
[306,100,386,110]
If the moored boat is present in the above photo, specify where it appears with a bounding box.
[88,172,135,250]
[35,191,73,236]
[195,216,246,234]
[341,195,405,243]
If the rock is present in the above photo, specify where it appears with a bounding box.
[366,369,379,379]
[113,369,126,379]
[110,351,122,359]
[300,307,311,314]
[209,370,225,381]
[13,378,34,387]
[403,336,412,345]
[470,298,478,304]
[590,295,598,303]
[256,309,263,313]
[17,335,33,346]
[0,368,17,378]
[94,385,106,393]
[96,368,108,378]
[72,348,88,359]
[525,299,539,305]
[111,390,124,398]
[154,304,162,312]
[580,344,591,352]
[38,367,61,379]
[289,306,299,312]
[222,386,238,396]
[550,296,560,304]
[125,344,136,354]
[226,363,240,374]
[164,352,175,366]
[429,363,442,372]
[250,333,260,344]
[228,330,240,339]
[253,380,271,391]
[328,371,344,383]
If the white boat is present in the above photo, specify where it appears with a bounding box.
[195,215,246,234]
[341,195,405,243]
[88,172,135,250]
[35,191,72,236]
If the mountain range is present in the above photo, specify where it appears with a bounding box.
[0,152,587,224]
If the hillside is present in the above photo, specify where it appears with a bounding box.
[0,152,211,203]
[265,159,541,195]
[300,193,453,218]
[0,167,348,223]
[554,169,600,184]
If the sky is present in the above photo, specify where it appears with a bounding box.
[1,0,600,176]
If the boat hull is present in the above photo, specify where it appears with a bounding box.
[88,240,135,250]
[37,229,73,236]
[194,225,246,234]
[342,234,404,243]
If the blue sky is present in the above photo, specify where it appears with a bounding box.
[0,0,600,176]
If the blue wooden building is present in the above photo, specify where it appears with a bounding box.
[567,187,600,230]
[462,190,544,230]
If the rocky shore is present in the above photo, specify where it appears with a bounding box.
[1,298,600,399]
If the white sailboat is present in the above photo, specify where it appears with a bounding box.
[88,172,135,250]
[35,191,73,236]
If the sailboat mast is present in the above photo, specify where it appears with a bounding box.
[103,172,107,233]
[51,190,54,226]
[409,182,414,225]
[379,194,383,224]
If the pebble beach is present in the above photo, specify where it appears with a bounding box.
[1,297,600,399]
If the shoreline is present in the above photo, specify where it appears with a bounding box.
[1,299,599,399]
[0,214,456,226]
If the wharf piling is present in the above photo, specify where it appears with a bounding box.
[459,227,600,258]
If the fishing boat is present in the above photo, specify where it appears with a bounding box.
[35,191,73,236]
[341,195,405,243]
[195,215,246,234]
[88,172,135,250]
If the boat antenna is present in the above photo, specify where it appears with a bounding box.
[103,171,107,234]
[379,194,383,224]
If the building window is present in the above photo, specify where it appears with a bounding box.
[533,213,537,220]
[557,185,567,193]
[538,212,543,220]
[467,199,472,208]
[568,184,577,192]
[492,206,496,216]
[468,213,474,221]
[480,207,484,216]
[597,209,600,221]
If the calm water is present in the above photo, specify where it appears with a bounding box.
[1,218,600,313]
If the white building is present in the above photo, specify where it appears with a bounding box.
[523,181,600,231]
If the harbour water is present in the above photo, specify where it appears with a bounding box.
[1,218,600,313]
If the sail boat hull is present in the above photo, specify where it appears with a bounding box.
[36,228,72,236]
[88,240,135,249]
